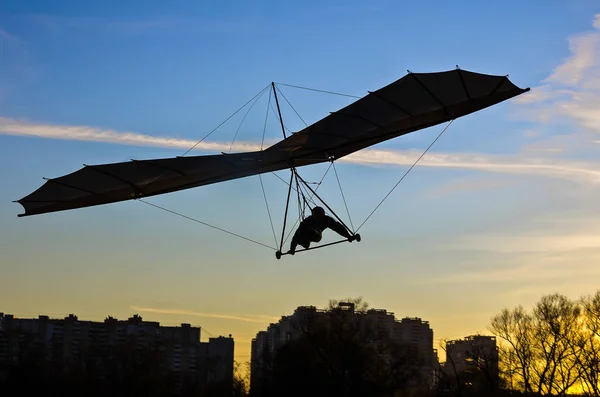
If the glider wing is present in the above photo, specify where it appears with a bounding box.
[15,68,529,217]
[264,69,529,164]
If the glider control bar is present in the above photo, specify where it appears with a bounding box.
[276,235,362,258]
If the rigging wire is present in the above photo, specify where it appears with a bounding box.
[274,83,357,244]
[270,83,355,248]
[332,161,354,232]
[181,84,271,157]
[268,101,293,135]
[274,85,308,127]
[258,87,278,248]
[261,89,273,150]
[229,87,269,153]
[355,119,455,233]
[259,173,278,248]
[142,77,450,254]
[137,198,276,250]
[274,82,361,99]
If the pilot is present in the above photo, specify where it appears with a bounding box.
[288,206,355,255]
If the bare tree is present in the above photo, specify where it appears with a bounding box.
[530,293,581,395]
[489,305,535,394]
[575,291,600,396]
[489,293,584,396]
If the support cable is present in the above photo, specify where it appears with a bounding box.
[274,82,361,99]
[274,85,308,127]
[138,199,276,250]
[332,161,354,232]
[259,174,278,249]
[268,101,293,135]
[355,119,454,232]
[295,171,354,235]
[261,89,273,150]
[181,84,271,156]
[258,92,278,248]
[229,87,269,152]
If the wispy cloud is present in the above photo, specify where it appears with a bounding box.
[420,214,600,286]
[0,116,266,153]
[3,116,600,184]
[342,147,600,184]
[422,245,600,285]
[517,14,600,137]
[130,306,280,324]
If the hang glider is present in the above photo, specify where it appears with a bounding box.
[14,68,529,220]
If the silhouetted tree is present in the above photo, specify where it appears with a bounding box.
[573,291,600,396]
[489,292,583,396]
[490,305,535,394]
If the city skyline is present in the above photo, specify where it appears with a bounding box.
[0,301,491,366]
[2,0,600,373]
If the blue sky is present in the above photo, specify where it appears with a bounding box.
[2,0,600,363]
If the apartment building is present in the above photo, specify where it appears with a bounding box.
[0,312,234,388]
[250,302,437,394]
[442,334,499,391]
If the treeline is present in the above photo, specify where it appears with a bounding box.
[248,293,600,397]
[487,290,600,396]
[3,291,599,397]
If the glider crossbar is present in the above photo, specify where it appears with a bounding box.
[355,119,455,233]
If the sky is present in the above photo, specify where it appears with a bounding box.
[2,0,600,365]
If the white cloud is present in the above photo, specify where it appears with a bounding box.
[0,116,267,153]
[3,116,600,185]
[423,239,600,285]
[518,14,600,137]
[546,32,599,87]
[422,208,600,287]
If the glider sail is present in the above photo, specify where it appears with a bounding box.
[15,68,529,217]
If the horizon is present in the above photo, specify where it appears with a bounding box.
[2,0,600,370]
